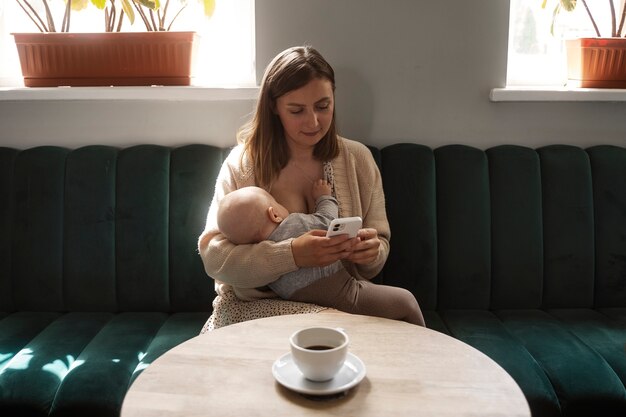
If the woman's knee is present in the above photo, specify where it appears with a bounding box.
[396,288,425,326]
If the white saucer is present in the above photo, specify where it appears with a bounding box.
[272,352,366,396]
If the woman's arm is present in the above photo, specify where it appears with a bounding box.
[338,139,391,280]
[197,147,299,289]
[353,163,389,278]
[199,232,297,288]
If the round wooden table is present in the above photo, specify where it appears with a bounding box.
[121,312,530,417]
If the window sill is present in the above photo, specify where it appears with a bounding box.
[0,85,259,102]
[490,87,626,102]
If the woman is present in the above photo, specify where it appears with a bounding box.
[198,46,393,331]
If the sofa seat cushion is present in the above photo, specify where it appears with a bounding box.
[546,309,626,387]
[429,309,626,417]
[437,310,561,417]
[497,309,626,417]
[0,312,208,417]
[599,308,626,322]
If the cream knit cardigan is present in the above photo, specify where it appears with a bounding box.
[198,136,390,301]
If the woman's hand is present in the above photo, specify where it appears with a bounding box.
[291,230,358,267]
[346,228,380,265]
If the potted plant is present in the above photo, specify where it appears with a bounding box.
[544,0,626,88]
[12,0,215,86]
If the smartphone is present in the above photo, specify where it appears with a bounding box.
[326,217,362,238]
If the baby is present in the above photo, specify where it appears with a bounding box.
[217,180,425,326]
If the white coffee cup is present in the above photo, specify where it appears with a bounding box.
[289,327,349,382]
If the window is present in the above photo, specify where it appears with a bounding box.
[0,0,255,87]
[507,0,624,87]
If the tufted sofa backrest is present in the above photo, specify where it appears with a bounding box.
[379,144,626,311]
[0,145,224,313]
[2,143,625,314]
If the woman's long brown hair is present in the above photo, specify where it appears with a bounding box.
[238,46,339,190]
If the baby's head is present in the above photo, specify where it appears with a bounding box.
[217,186,289,244]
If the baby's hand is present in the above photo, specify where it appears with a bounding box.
[312,179,332,200]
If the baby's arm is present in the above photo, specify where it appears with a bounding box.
[311,179,332,201]
[306,195,339,229]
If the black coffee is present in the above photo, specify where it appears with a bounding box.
[305,345,333,350]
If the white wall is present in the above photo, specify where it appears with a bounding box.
[255,0,626,149]
[1,0,625,150]
[0,98,255,149]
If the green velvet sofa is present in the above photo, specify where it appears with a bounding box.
[0,143,625,417]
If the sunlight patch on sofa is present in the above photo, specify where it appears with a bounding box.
[42,355,85,381]
[133,351,149,374]
[0,352,13,369]
[0,348,33,374]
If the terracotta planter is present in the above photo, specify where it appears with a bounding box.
[566,38,626,88]
[12,31,198,87]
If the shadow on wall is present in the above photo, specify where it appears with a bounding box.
[335,66,375,141]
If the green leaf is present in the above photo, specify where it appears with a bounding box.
[136,0,158,10]
[203,0,215,17]
[90,0,107,9]
[70,0,90,11]
[551,3,561,35]
[560,0,577,12]
[122,0,136,25]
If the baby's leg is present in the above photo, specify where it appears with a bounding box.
[290,271,425,326]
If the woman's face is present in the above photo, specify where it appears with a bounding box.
[274,77,334,152]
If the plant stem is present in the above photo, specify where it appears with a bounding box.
[16,0,48,32]
[581,0,601,36]
[618,1,626,36]
[609,0,617,36]
[166,3,187,31]
[157,9,163,31]
[161,0,170,30]
[110,1,116,32]
[42,0,56,32]
[149,9,158,31]
[133,1,153,31]
[116,10,125,32]
[61,0,72,32]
